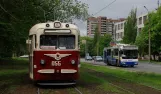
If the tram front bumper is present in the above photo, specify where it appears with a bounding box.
[121,62,138,66]
[34,69,79,81]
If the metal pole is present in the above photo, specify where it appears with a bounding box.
[144,6,151,63]
[44,10,46,22]
[85,42,86,58]
[149,26,151,63]
[158,0,160,9]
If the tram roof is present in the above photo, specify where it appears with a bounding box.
[29,21,79,35]
[104,43,138,50]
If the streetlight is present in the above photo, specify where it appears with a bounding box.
[144,6,151,63]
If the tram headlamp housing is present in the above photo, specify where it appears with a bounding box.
[66,24,69,28]
[71,60,75,64]
[54,22,61,28]
[40,59,45,65]
[46,23,50,27]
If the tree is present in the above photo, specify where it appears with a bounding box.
[135,30,147,58]
[92,25,112,56]
[80,36,94,57]
[99,34,112,55]
[135,6,161,61]
[123,8,137,44]
[93,26,100,55]
[0,0,89,58]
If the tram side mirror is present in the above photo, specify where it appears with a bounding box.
[26,39,31,44]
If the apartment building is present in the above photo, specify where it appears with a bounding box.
[87,17,98,37]
[87,15,148,41]
[87,16,114,38]
[137,13,148,35]
[114,20,126,41]
[113,13,149,41]
[113,14,147,41]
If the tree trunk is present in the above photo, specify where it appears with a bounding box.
[97,42,99,56]
[153,54,155,61]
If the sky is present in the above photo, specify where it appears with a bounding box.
[75,0,160,36]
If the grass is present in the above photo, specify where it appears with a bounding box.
[1,57,161,93]
[1,57,124,94]
[69,68,128,94]
[82,62,161,90]
[0,57,28,93]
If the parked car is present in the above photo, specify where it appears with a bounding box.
[19,55,29,58]
[95,56,103,61]
[85,56,93,61]
[92,56,96,60]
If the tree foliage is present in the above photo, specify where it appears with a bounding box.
[80,36,93,57]
[135,6,161,60]
[79,34,112,57]
[99,34,112,55]
[123,8,137,44]
[0,0,88,57]
[93,26,100,55]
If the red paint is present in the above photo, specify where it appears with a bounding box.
[33,50,80,81]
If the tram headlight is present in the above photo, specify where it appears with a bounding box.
[54,22,61,28]
[40,59,45,65]
[46,23,50,27]
[71,60,75,64]
[66,24,69,28]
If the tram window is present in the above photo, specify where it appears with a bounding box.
[120,50,123,55]
[113,49,118,56]
[40,35,57,49]
[78,35,80,48]
[107,49,111,55]
[58,35,75,49]
[40,35,75,49]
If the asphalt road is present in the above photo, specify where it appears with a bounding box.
[81,58,161,74]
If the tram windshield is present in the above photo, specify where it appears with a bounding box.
[121,50,138,59]
[40,35,75,49]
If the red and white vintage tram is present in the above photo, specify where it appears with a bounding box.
[26,21,80,85]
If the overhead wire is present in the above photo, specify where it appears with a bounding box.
[91,0,116,17]
[76,0,116,36]
[0,4,18,20]
[77,0,117,25]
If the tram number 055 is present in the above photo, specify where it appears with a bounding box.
[51,61,61,66]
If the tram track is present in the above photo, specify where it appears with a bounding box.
[37,88,40,94]
[74,86,83,94]
[85,68,161,94]
[107,82,135,94]
[36,85,83,94]
[0,89,7,94]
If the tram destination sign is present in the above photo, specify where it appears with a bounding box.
[123,46,138,50]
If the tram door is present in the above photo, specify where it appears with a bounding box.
[27,35,36,79]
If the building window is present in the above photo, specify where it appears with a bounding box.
[121,23,123,29]
[120,32,124,38]
[143,16,147,24]
[139,17,142,25]
[118,33,120,38]
[118,24,120,30]
[139,28,142,32]
[115,25,117,31]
